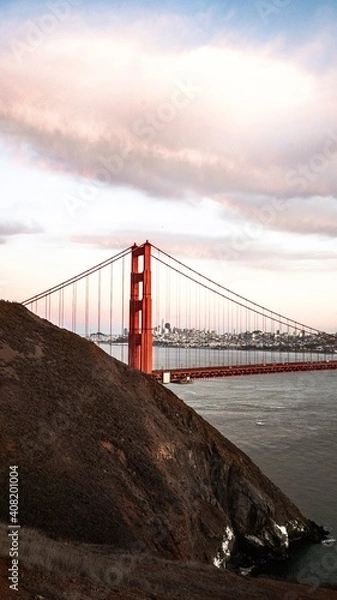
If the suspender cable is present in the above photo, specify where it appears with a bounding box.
[85,276,89,339]
[72,282,77,333]
[58,289,61,328]
[110,263,113,343]
[121,255,125,363]
[166,257,170,369]
[97,269,102,335]
[60,288,64,328]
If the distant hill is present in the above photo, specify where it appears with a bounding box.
[0,300,325,573]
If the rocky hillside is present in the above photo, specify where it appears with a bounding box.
[0,300,326,576]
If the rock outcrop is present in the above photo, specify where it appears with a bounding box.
[0,300,325,572]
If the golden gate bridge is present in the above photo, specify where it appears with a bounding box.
[22,241,337,382]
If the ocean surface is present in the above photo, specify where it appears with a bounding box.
[105,345,337,588]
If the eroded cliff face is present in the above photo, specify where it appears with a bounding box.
[0,301,325,570]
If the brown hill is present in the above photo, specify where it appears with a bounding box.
[0,300,332,599]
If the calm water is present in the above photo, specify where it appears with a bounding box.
[104,345,337,587]
[102,344,334,370]
[168,370,337,587]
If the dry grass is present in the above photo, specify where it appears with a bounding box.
[0,522,143,588]
[0,522,229,599]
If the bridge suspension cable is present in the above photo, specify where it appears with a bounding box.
[151,244,322,335]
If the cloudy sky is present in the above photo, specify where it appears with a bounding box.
[1,0,337,331]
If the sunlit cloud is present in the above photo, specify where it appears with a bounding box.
[0,16,337,225]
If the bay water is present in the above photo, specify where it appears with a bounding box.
[168,370,337,588]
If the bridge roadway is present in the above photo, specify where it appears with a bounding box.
[151,360,337,383]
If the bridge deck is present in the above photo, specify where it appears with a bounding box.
[151,360,337,382]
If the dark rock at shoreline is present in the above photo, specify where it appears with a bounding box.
[0,301,327,577]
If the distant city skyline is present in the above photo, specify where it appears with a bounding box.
[1,0,337,331]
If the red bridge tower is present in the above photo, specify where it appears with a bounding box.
[128,241,152,373]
